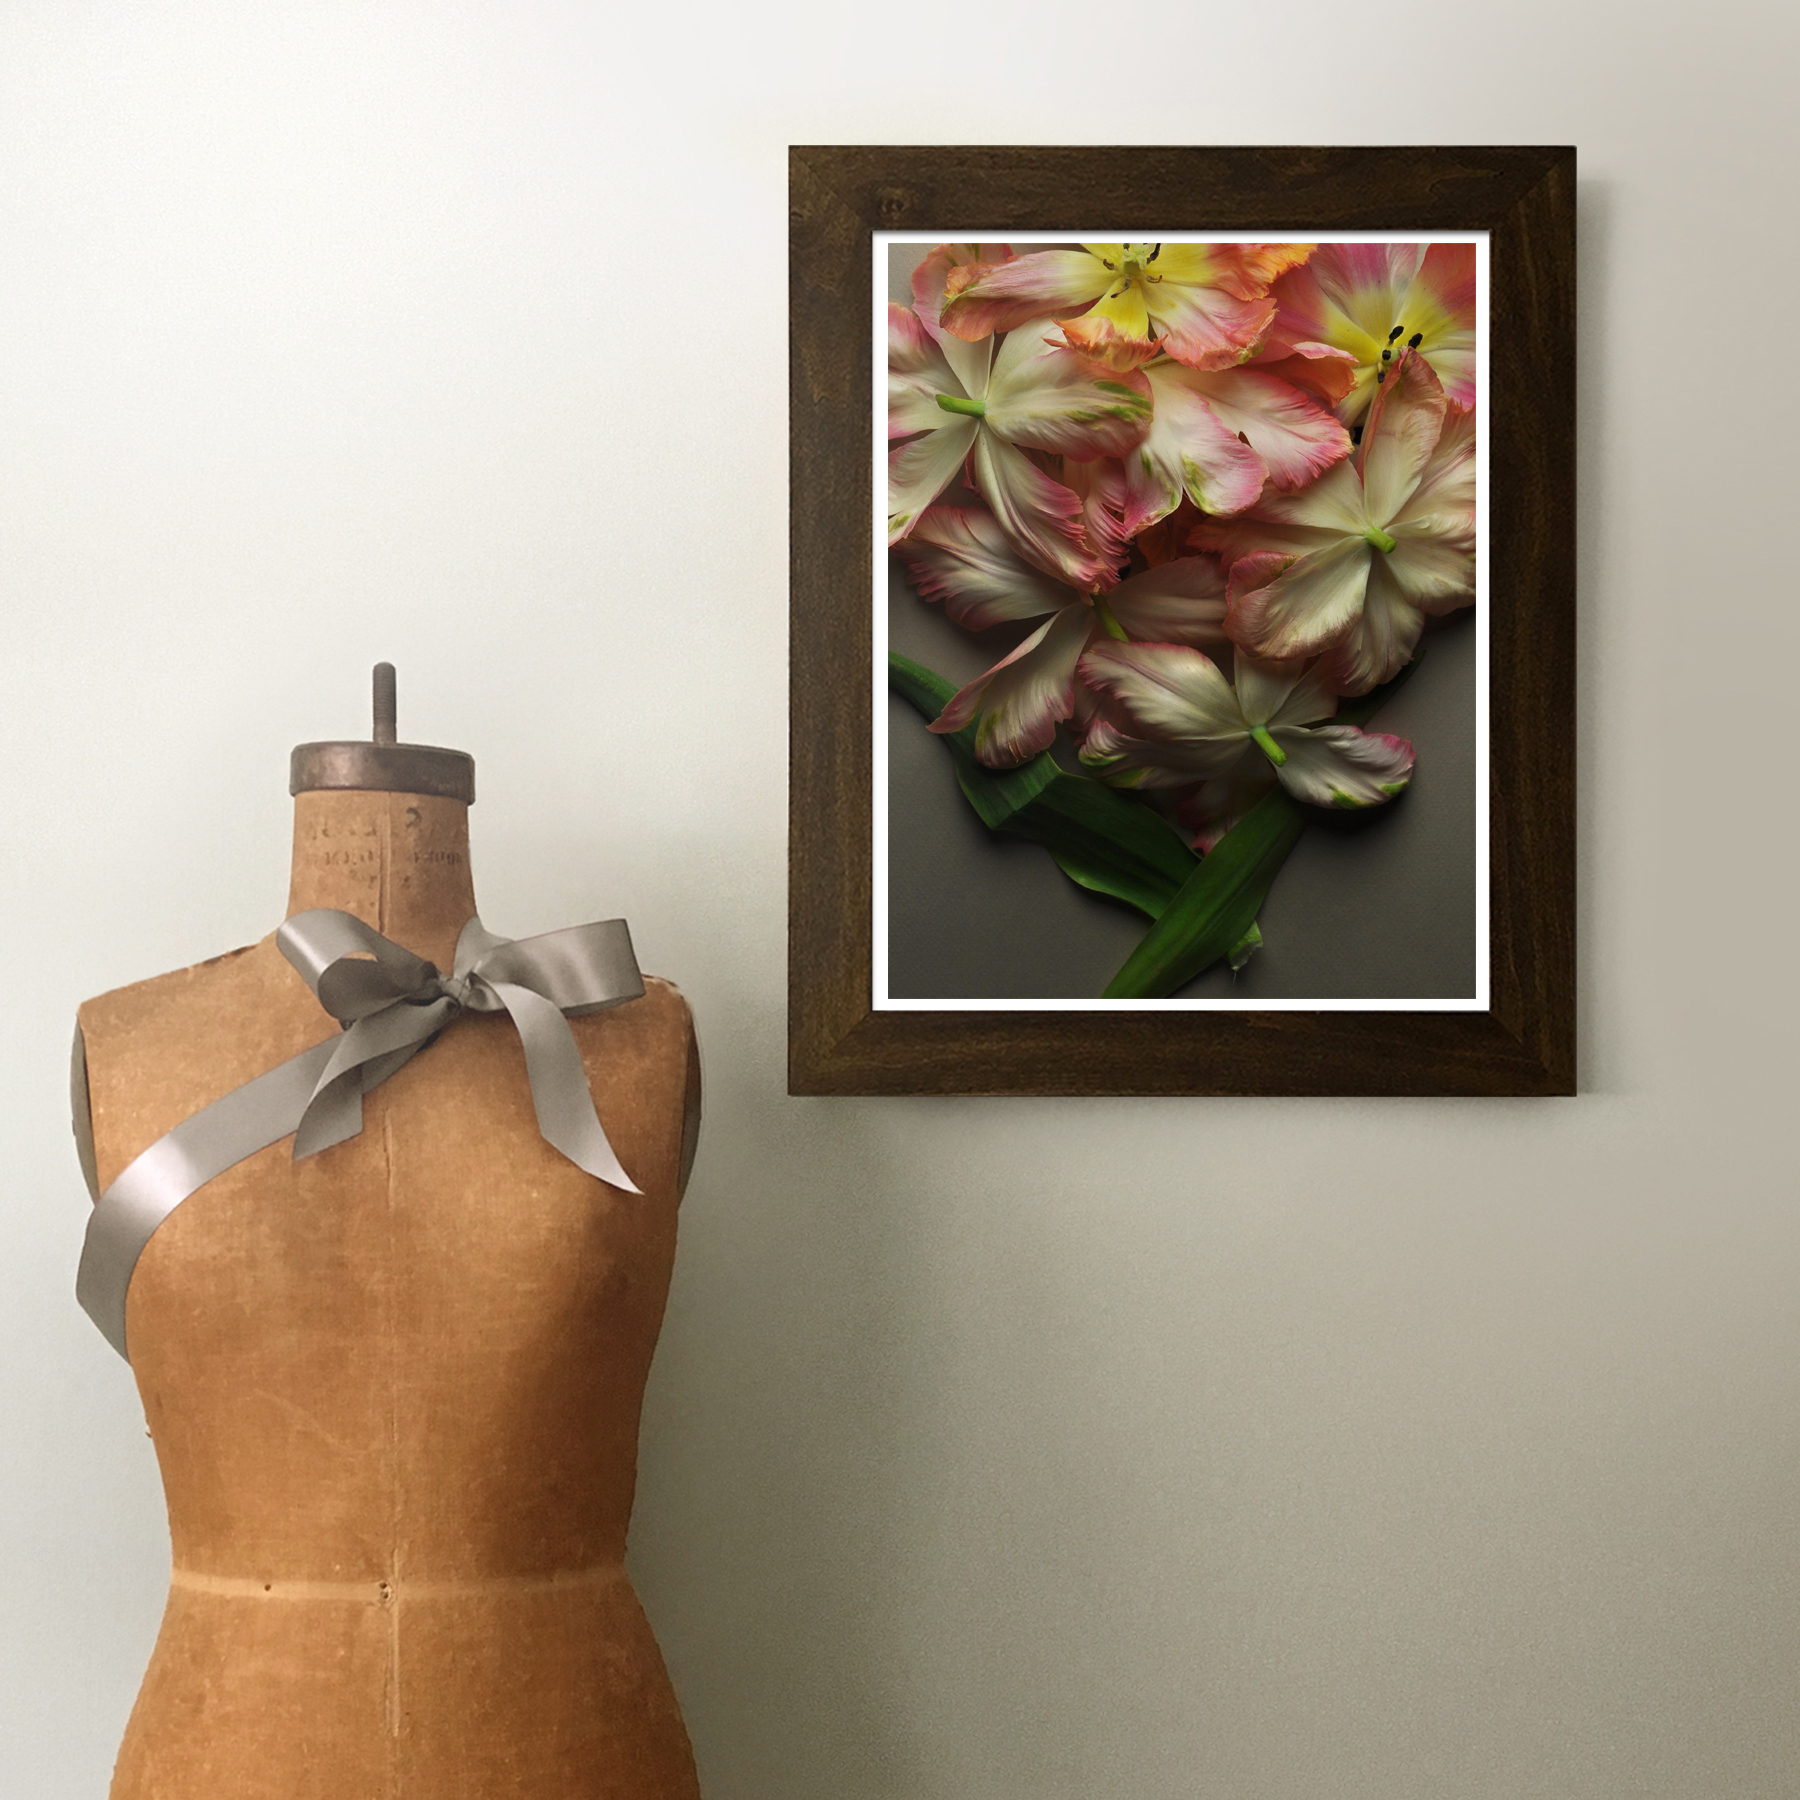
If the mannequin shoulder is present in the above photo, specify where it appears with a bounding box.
[76,936,294,1049]
[640,974,696,1029]
[566,973,696,1060]
[73,934,319,1190]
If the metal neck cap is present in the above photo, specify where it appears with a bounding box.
[289,663,475,804]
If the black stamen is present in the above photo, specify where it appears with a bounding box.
[1148,243,1161,262]
[1376,368,1387,384]
[1407,332,1423,349]
[1381,348,1392,361]
[1388,325,1404,342]
[1350,424,1364,445]
[1112,285,1128,299]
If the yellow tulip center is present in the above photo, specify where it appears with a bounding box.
[1097,242,1164,301]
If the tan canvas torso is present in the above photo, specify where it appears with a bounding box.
[76,791,703,1799]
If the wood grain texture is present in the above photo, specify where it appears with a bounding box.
[790,145,1575,1096]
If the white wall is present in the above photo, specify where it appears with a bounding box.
[3,5,1794,1796]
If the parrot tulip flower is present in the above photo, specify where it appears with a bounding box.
[887,247,1154,588]
[937,242,1312,372]
[1077,641,1416,849]
[1193,348,1475,694]
[894,503,1228,767]
[1263,241,1476,425]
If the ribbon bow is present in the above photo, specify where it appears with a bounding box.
[76,909,644,1363]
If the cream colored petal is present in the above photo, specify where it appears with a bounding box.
[893,504,1072,629]
[1225,535,1373,662]
[1077,641,1249,756]
[1231,651,1308,728]
[1273,724,1415,810]
[931,604,1096,767]
[1103,556,1229,648]
[887,418,978,544]
[968,431,1110,589]
[1319,556,1427,695]
[1360,349,1449,526]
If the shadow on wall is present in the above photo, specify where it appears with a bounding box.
[1572,175,1614,1096]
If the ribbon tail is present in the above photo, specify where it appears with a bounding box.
[77,1038,341,1361]
[294,998,457,1159]
[294,1069,365,1160]
[489,980,641,1195]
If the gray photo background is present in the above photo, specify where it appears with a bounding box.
[886,244,1478,1001]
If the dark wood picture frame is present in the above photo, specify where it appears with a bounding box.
[790,145,1574,1097]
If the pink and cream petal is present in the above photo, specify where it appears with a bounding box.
[1076,711,1150,782]
[887,417,978,544]
[1224,535,1373,661]
[1124,364,1267,530]
[930,603,1096,768]
[1265,656,1340,730]
[888,302,954,381]
[1182,366,1352,492]
[910,246,995,397]
[1060,457,1133,583]
[939,249,1111,341]
[1422,340,1477,411]
[1383,517,1476,610]
[1402,243,1478,406]
[887,302,962,437]
[1079,730,1244,789]
[969,431,1111,589]
[1263,259,1337,354]
[1077,641,1249,752]
[894,504,1072,629]
[888,376,952,440]
[1230,651,1310,729]
[1222,242,1317,292]
[1399,401,1476,521]
[983,337,1153,460]
[1318,557,1427,695]
[1272,724,1416,810]
[1055,310,1166,370]
[1249,342,1359,409]
[1145,282,1277,371]
[1359,349,1449,526]
[1102,556,1229,648]
[1207,457,1371,543]
[1190,511,1350,571]
[1308,243,1428,341]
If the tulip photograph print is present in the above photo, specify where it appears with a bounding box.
[881,235,1486,1005]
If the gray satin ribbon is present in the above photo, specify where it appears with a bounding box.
[76,910,645,1363]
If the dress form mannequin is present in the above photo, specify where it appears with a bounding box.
[75,675,703,1799]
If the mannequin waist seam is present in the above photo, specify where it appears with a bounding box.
[168,1562,630,1603]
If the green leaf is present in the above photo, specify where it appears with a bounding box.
[1227,920,1263,972]
[1006,774,1203,918]
[1101,789,1307,998]
[890,643,1428,999]
[889,652,1199,919]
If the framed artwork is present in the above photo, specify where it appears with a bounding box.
[790,145,1574,1096]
